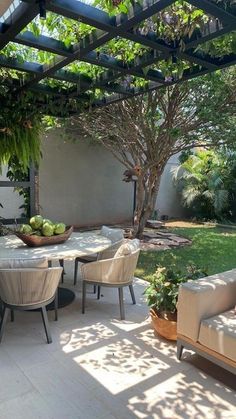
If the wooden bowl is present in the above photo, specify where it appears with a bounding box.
[15,226,73,247]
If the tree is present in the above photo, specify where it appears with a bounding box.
[174,148,236,221]
[69,69,236,237]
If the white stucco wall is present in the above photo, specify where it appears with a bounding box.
[0,167,24,219]
[1,134,185,224]
[156,153,184,219]
[38,132,134,226]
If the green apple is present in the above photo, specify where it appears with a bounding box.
[42,222,54,237]
[19,224,32,234]
[54,223,66,235]
[30,215,43,230]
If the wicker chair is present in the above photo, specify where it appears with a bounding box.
[81,240,140,320]
[0,267,62,344]
[73,226,124,285]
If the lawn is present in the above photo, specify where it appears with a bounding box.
[136,224,236,282]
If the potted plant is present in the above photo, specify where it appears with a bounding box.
[144,264,207,341]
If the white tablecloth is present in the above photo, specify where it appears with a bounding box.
[0,232,111,261]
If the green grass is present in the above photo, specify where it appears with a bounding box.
[136,225,236,282]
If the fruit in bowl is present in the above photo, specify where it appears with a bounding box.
[19,224,33,234]
[42,222,54,237]
[15,215,73,247]
[29,215,44,230]
[54,223,66,235]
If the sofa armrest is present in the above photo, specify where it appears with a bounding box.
[177,269,236,342]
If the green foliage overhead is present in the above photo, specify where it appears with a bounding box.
[1,1,236,87]
[0,0,235,168]
[0,73,42,169]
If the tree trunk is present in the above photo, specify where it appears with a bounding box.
[133,169,162,238]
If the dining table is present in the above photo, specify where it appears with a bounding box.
[0,231,112,312]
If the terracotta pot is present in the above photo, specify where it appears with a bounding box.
[150,308,177,341]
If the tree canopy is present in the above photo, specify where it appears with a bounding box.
[0,0,236,168]
[70,67,236,236]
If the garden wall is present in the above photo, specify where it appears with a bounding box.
[38,131,185,225]
[0,132,185,225]
[155,154,185,220]
[38,131,134,226]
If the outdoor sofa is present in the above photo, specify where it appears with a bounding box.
[177,269,236,374]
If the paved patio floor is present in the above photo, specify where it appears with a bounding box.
[0,261,235,419]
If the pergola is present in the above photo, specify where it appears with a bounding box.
[0,0,236,115]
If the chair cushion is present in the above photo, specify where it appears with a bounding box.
[100,226,124,243]
[198,309,236,362]
[0,257,48,269]
[115,239,140,257]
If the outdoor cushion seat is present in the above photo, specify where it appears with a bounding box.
[73,226,124,285]
[198,309,236,363]
[81,239,140,320]
[0,266,62,344]
[0,257,60,322]
[177,270,236,374]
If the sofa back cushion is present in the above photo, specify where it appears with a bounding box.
[177,269,236,341]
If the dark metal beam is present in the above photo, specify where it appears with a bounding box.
[187,0,236,25]
[89,53,236,110]
[12,27,219,89]
[0,1,39,49]
[0,54,139,97]
[12,31,166,86]
[15,30,73,57]
[0,0,235,115]
[0,54,43,73]
[184,22,236,50]
[0,181,31,187]
[125,27,232,70]
[19,0,172,89]
[46,0,115,32]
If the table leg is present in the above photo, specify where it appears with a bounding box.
[54,289,58,321]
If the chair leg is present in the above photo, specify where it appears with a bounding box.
[54,289,58,321]
[93,285,97,294]
[74,258,79,285]
[48,260,52,268]
[0,306,9,343]
[10,310,14,322]
[129,285,136,305]
[82,281,86,314]
[40,306,52,344]
[59,259,64,283]
[97,286,101,300]
[177,341,184,360]
[118,287,125,320]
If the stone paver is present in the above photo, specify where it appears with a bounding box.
[0,261,234,419]
[141,230,191,251]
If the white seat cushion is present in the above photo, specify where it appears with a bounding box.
[0,257,48,269]
[198,309,236,362]
[100,226,123,243]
